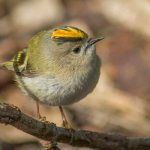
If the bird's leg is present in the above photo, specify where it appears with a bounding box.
[59,106,72,128]
[36,102,57,149]
[59,106,75,145]
[36,101,41,118]
[36,101,46,121]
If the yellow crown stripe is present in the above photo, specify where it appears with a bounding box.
[51,27,85,39]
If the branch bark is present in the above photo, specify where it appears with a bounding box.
[0,103,150,150]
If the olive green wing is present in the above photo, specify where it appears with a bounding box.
[12,48,28,74]
[0,49,27,72]
[0,48,36,77]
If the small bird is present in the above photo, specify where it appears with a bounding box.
[0,26,103,127]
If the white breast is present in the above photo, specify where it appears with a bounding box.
[17,61,100,106]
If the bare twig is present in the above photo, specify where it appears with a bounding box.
[0,103,150,150]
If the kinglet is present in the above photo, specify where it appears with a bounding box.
[0,26,103,126]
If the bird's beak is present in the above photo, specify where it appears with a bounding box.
[88,37,104,45]
[87,37,104,47]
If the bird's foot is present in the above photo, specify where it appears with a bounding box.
[38,115,46,121]
[38,115,51,124]
[62,118,73,129]
[59,106,74,129]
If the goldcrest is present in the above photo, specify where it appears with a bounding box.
[0,26,103,120]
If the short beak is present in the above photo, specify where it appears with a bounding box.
[87,37,104,47]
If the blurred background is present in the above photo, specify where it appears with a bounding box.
[0,0,150,149]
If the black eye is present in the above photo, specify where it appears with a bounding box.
[73,47,81,54]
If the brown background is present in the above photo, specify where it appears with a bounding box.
[0,0,150,149]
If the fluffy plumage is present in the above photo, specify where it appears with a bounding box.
[0,26,103,106]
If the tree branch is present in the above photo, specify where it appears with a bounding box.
[0,103,150,150]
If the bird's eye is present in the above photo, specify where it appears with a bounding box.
[73,47,81,54]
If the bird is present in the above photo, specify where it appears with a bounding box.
[0,26,104,127]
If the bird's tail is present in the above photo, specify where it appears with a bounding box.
[0,61,14,71]
[0,62,5,68]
